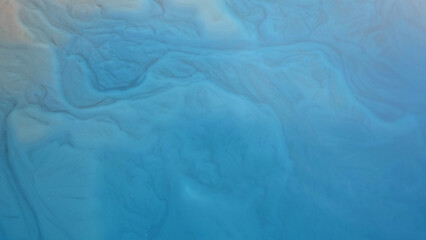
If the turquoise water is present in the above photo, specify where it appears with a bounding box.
[0,0,425,239]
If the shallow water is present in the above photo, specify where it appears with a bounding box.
[0,0,425,239]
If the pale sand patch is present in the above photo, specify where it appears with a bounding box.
[0,0,31,43]
[169,0,245,37]
[50,0,144,10]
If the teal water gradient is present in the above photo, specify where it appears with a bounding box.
[0,0,425,239]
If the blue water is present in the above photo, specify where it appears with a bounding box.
[0,0,426,239]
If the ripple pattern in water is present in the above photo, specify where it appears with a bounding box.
[0,0,426,239]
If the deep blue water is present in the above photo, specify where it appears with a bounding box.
[0,0,426,239]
